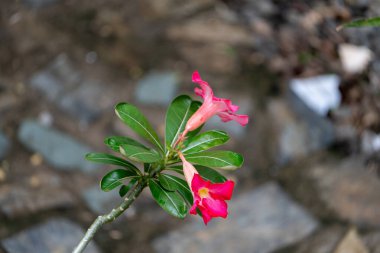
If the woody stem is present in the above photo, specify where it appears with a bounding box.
[72,180,147,253]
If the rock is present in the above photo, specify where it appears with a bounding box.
[29,54,80,101]
[267,100,333,165]
[361,131,380,154]
[58,80,106,123]
[135,71,178,106]
[153,182,318,253]
[289,75,341,116]
[177,44,239,73]
[339,44,373,74]
[143,0,215,18]
[22,0,60,8]
[1,218,100,253]
[0,172,74,217]
[362,231,380,253]
[17,120,98,173]
[0,132,10,160]
[280,155,380,228]
[29,54,109,122]
[285,226,346,253]
[333,228,368,253]
[166,11,252,46]
[82,186,133,216]
[286,76,338,155]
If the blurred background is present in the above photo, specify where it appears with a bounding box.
[0,0,380,252]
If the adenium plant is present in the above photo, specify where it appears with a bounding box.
[73,71,249,253]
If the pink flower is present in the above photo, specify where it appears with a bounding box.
[179,152,235,225]
[184,71,249,135]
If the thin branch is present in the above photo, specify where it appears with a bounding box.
[72,181,146,253]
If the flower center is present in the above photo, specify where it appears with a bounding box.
[198,187,209,198]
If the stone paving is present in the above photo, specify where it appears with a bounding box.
[0,0,380,253]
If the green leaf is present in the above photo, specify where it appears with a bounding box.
[185,151,243,170]
[119,178,138,197]
[115,103,164,152]
[120,144,161,163]
[149,179,188,218]
[196,166,227,183]
[165,96,201,153]
[338,17,380,30]
[100,169,140,192]
[182,130,229,154]
[186,101,203,139]
[158,174,177,191]
[166,165,183,175]
[105,136,147,152]
[166,165,226,183]
[85,153,140,174]
[159,174,193,205]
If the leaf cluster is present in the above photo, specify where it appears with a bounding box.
[86,95,243,218]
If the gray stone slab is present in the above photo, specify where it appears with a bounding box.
[0,172,74,218]
[82,185,124,215]
[22,0,60,8]
[153,182,318,253]
[135,71,178,106]
[17,120,98,173]
[1,218,100,253]
[29,54,107,122]
[0,132,10,160]
[287,89,335,153]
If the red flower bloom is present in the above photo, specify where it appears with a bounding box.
[184,71,249,135]
[179,152,235,225]
[189,174,235,225]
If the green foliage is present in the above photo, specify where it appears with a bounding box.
[159,174,193,205]
[184,150,244,170]
[182,130,229,154]
[85,153,140,174]
[100,169,140,192]
[149,179,188,218]
[339,17,380,30]
[105,136,147,152]
[119,178,138,197]
[196,166,227,183]
[86,95,244,219]
[120,144,161,163]
[115,103,164,153]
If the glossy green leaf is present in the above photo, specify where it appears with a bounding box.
[339,17,380,30]
[119,178,138,197]
[186,101,203,139]
[166,165,183,175]
[159,174,193,205]
[196,166,227,183]
[166,165,226,183]
[185,150,243,170]
[182,130,229,154]
[85,153,140,174]
[115,103,164,152]
[165,96,202,153]
[149,179,188,218]
[105,136,147,152]
[120,144,161,163]
[100,169,140,192]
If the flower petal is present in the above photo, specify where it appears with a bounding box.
[217,111,249,126]
[198,206,212,225]
[208,180,235,200]
[202,198,228,218]
[191,173,209,192]
[192,71,213,103]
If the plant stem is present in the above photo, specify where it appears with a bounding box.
[72,181,146,253]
